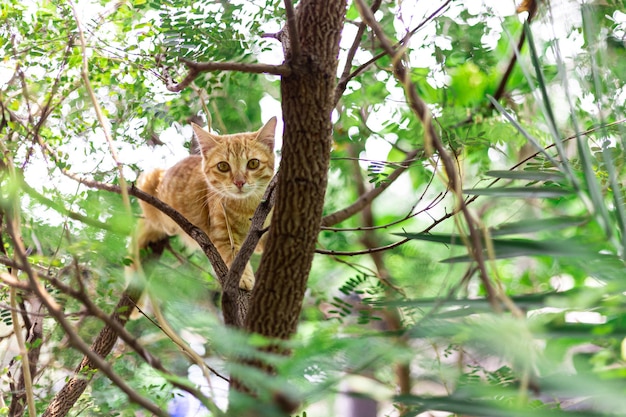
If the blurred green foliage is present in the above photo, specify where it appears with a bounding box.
[0,0,625,416]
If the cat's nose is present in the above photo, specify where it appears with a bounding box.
[234,179,246,189]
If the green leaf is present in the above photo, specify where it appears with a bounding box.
[489,216,588,236]
[463,186,574,198]
[395,232,603,262]
[487,95,564,171]
[485,170,566,182]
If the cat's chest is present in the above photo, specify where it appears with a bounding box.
[210,200,256,237]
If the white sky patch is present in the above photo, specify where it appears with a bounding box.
[364,135,392,163]
[550,274,575,292]
[585,277,606,287]
[259,94,283,158]
[565,311,606,324]
[611,10,626,37]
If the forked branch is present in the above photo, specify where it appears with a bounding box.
[321,148,423,226]
[222,173,279,327]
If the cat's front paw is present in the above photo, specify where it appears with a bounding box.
[239,270,255,291]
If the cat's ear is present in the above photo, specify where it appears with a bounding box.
[255,116,277,150]
[191,122,220,153]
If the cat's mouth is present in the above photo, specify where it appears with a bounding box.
[228,187,253,198]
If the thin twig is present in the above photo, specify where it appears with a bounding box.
[2,174,167,416]
[283,0,301,59]
[321,147,423,226]
[167,60,291,92]
[354,0,500,310]
[316,237,411,256]
[334,0,451,105]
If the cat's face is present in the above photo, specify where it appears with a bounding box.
[192,117,276,200]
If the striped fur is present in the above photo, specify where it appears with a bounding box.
[137,117,277,290]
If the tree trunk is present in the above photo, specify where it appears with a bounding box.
[245,0,346,339]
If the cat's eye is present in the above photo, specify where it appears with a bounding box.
[247,159,260,170]
[216,161,230,172]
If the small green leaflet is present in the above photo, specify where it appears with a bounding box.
[490,216,588,236]
[463,186,573,198]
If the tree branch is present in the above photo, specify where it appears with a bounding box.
[63,172,229,279]
[493,2,538,102]
[354,0,501,310]
[321,147,423,226]
[334,0,451,104]
[316,238,411,256]
[222,173,279,327]
[283,0,301,59]
[166,60,291,93]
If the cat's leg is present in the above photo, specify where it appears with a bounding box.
[213,239,255,290]
[254,208,273,254]
[239,262,255,291]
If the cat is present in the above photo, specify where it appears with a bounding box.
[136,117,277,291]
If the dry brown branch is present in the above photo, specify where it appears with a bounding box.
[45,270,222,404]
[334,0,451,104]
[354,0,500,310]
[0,272,31,290]
[283,0,301,59]
[2,193,167,417]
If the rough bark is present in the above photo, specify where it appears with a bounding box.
[245,0,346,338]
[42,241,164,417]
[41,291,139,417]
[8,295,45,417]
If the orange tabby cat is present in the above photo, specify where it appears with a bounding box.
[136,117,277,290]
